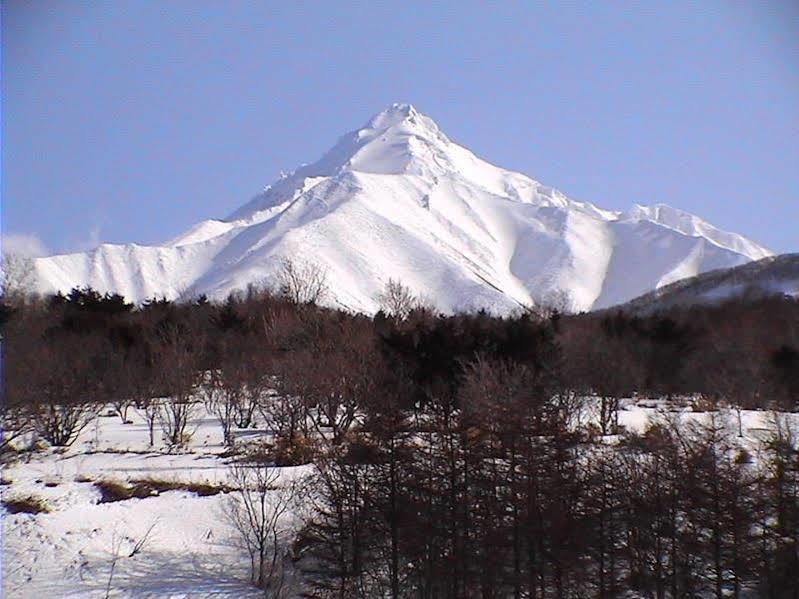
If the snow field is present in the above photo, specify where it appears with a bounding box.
[1,406,310,598]
[3,393,797,598]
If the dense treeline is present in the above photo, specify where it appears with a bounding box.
[1,284,798,597]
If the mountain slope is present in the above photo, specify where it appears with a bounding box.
[32,103,773,312]
[611,253,799,314]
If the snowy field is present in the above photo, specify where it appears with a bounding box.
[1,407,310,598]
[2,399,796,598]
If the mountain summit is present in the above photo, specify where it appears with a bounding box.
[33,105,772,312]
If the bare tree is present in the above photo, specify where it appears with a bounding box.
[759,413,799,597]
[377,278,416,322]
[0,252,37,298]
[122,356,161,447]
[563,317,643,435]
[0,333,34,452]
[277,258,328,306]
[154,326,201,449]
[261,391,310,460]
[107,350,136,424]
[227,457,301,595]
[0,403,31,455]
[284,321,377,447]
[697,318,769,437]
[136,398,161,448]
[157,394,197,450]
[202,366,244,447]
[23,335,106,446]
[237,349,270,430]
[530,288,573,319]
[2,292,112,449]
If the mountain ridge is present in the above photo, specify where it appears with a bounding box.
[608,253,799,315]
[31,104,772,313]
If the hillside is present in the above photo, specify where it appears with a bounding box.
[614,253,799,314]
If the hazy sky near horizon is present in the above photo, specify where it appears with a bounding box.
[3,1,798,255]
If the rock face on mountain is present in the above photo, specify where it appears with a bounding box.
[33,103,772,312]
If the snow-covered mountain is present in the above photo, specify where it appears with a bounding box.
[613,253,799,314]
[32,103,773,313]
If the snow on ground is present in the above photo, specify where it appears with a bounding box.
[1,407,309,598]
[2,397,796,598]
[616,397,799,459]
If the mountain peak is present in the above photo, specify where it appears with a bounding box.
[226,104,451,220]
[36,106,774,313]
[287,103,450,179]
[365,103,420,130]
[360,103,446,144]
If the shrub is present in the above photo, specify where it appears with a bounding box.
[691,395,718,413]
[130,477,234,497]
[272,434,317,466]
[734,448,753,464]
[2,495,50,514]
[95,480,157,503]
[95,478,232,503]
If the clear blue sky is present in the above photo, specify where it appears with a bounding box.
[3,1,798,255]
